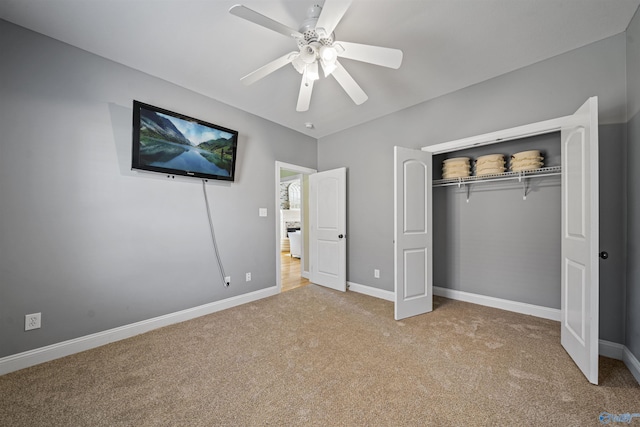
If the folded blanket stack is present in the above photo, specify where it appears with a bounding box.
[510,150,544,172]
[442,157,471,179]
[474,154,506,176]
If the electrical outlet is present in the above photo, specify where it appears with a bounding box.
[25,313,41,331]
[224,276,231,286]
[246,272,251,282]
[374,269,380,279]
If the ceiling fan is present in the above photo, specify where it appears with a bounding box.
[229,1,403,112]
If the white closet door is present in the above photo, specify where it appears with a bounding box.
[309,167,347,292]
[394,146,433,320]
[561,96,599,385]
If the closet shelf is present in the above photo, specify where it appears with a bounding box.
[433,165,561,187]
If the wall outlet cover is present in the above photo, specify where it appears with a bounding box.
[25,313,41,331]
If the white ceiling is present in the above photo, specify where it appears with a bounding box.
[1,0,639,138]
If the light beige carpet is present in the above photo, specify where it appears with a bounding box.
[1,284,638,426]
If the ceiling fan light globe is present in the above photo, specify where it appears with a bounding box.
[320,59,337,77]
[292,56,306,74]
[319,45,337,63]
[300,45,317,64]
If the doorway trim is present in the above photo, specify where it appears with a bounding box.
[275,161,317,292]
[422,115,571,154]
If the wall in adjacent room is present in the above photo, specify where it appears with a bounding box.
[0,20,317,358]
[626,7,640,361]
[318,33,628,343]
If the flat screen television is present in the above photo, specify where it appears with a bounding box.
[132,100,238,181]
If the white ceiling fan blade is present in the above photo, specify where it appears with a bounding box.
[331,61,368,105]
[315,0,352,38]
[229,4,303,39]
[240,51,298,86]
[335,41,403,69]
[296,69,314,112]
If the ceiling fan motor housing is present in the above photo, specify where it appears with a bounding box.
[298,4,334,48]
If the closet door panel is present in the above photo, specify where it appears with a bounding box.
[394,147,433,320]
[564,128,586,239]
[565,259,586,344]
[404,160,427,233]
[560,96,599,385]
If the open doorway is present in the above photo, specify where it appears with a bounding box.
[275,162,316,292]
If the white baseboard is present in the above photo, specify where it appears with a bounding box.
[599,342,640,385]
[599,340,625,360]
[346,283,561,320]
[0,286,279,376]
[347,282,394,301]
[623,346,640,384]
[433,286,561,321]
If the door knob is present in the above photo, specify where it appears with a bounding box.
[599,251,609,260]
[338,234,344,239]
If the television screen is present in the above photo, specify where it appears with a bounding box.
[132,101,238,181]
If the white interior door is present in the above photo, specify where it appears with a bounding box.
[309,167,346,292]
[394,147,433,320]
[561,96,599,384]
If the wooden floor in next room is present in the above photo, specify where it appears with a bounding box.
[281,252,310,292]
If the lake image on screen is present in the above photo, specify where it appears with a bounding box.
[138,108,235,176]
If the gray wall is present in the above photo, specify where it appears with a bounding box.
[0,20,317,358]
[599,124,628,344]
[318,33,628,343]
[627,8,640,361]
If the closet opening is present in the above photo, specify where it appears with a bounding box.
[432,132,562,313]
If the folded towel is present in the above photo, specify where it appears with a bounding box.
[511,150,541,160]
